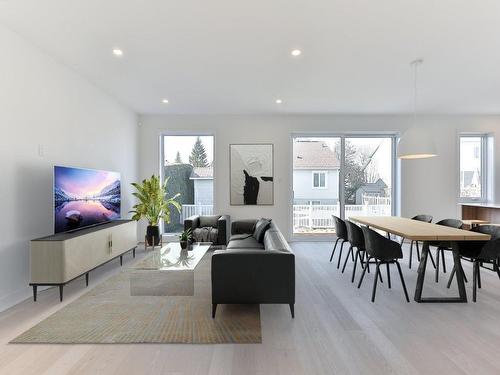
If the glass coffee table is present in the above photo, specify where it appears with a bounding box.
[130,242,212,296]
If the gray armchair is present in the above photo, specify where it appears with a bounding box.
[184,215,230,246]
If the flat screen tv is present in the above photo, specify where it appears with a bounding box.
[54,166,121,234]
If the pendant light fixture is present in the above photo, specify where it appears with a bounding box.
[397,59,438,159]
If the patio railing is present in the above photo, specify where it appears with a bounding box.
[180,204,214,223]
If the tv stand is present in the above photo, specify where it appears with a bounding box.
[30,220,137,302]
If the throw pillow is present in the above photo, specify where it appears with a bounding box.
[253,218,272,243]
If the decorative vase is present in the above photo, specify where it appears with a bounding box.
[180,240,188,250]
[146,225,161,246]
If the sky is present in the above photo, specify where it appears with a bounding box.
[163,135,214,166]
[55,166,119,197]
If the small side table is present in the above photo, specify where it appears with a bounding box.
[462,219,490,230]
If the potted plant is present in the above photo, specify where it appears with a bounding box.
[130,175,181,247]
[179,228,193,250]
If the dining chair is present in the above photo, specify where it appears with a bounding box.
[358,226,410,303]
[330,216,348,269]
[343,221,367,283]
[400,214,433,269]
[446,225,500,302]
[430,219,463,282]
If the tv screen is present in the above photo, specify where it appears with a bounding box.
[54,166,121,233]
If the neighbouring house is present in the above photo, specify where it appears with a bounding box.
[190,166,214,205]
[354,178,388,204]
[293,140,340,205]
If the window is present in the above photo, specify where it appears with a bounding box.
[459,135,487,200]
[312,171,327,188]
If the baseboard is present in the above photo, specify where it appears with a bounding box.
[0,285,40,313]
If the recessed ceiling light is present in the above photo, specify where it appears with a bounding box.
[275,99,283,104]
[162,99,169,104]
[112,48,123,56]
[291,49,302,57]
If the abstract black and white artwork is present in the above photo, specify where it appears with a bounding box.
[230,144,274,205]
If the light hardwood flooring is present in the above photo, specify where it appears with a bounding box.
[1,242,500,375]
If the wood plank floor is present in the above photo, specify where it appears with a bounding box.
[1,242,500,375]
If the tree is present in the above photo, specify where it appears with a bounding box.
[189,137,208,167]
[174,151,183,164]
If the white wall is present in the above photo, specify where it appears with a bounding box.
[138,114,500,240]
[0,25,138,311]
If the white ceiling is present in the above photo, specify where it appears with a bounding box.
[2,0,500,114]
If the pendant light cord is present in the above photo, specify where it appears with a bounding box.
[411,59,423,124]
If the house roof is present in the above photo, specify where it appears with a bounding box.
[356,178,388,193]
[190,166,213,179]
[293,141,340,170]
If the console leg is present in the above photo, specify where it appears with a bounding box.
[120,255,123,266]
[289,304,295,318]
[59,285,63,302]
[32,285,37,302]
[85,273,89,287]
[212,304,217,318]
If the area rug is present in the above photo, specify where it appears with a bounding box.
[11,250,261,344]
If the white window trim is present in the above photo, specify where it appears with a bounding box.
[312,170,328,189]
[458,133,488,203]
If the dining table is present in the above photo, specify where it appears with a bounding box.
[350,216,491,303]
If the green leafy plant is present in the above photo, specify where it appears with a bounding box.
[130,175,181,226]
[179,228,193,242]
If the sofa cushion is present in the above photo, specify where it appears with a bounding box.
[253,218,272,243]
[199,215,221,228]
[227,237,265,249]
[193,227,218,243]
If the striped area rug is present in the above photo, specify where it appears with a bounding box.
[11,250,261,344]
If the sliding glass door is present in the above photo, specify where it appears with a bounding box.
[292,135,396,236]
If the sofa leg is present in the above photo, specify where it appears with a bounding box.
[289,304,295,318]
[212,304,217,318]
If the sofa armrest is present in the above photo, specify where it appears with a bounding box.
[231,219,258,235]
[217,215,230,245]
[184,215,200,232]
[211,250,295,304]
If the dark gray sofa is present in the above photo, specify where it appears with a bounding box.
[211,219,295,318]
[184,215,230,246]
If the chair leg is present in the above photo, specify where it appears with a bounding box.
[337,241,346,269]
[473,261,478,302]
[416,242,421,261]
[446,265,456,289]
[386,262,391,289]
[441,249,447,273]
[409,241,414,269]
[342,246,353,273]
[330,238,340,262]
[395,261,410,302]
[425,242,436,269]
[435,248,440,283]
[358,256,370,288]
[352,249,360,283]
[371,261,381,303]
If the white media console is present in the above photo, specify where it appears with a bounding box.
[30,220,137,301]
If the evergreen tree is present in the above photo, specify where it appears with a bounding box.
[174,151,183,164]
[189,137,208,167]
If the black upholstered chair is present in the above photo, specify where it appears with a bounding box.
[358,227,409,303]
[400,214,433,269]
[330,216,349,269]
[431,219,463,282]
[446,225,500,302]
[343,221,367,283]
[184,215,230,246]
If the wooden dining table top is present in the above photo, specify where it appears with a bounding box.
[349,216,491,241]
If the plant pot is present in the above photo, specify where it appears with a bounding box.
[146,225,161,246]
[180,240,188,250]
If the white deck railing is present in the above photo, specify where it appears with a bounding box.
[293,202,391,230]
[180,204,214,223]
